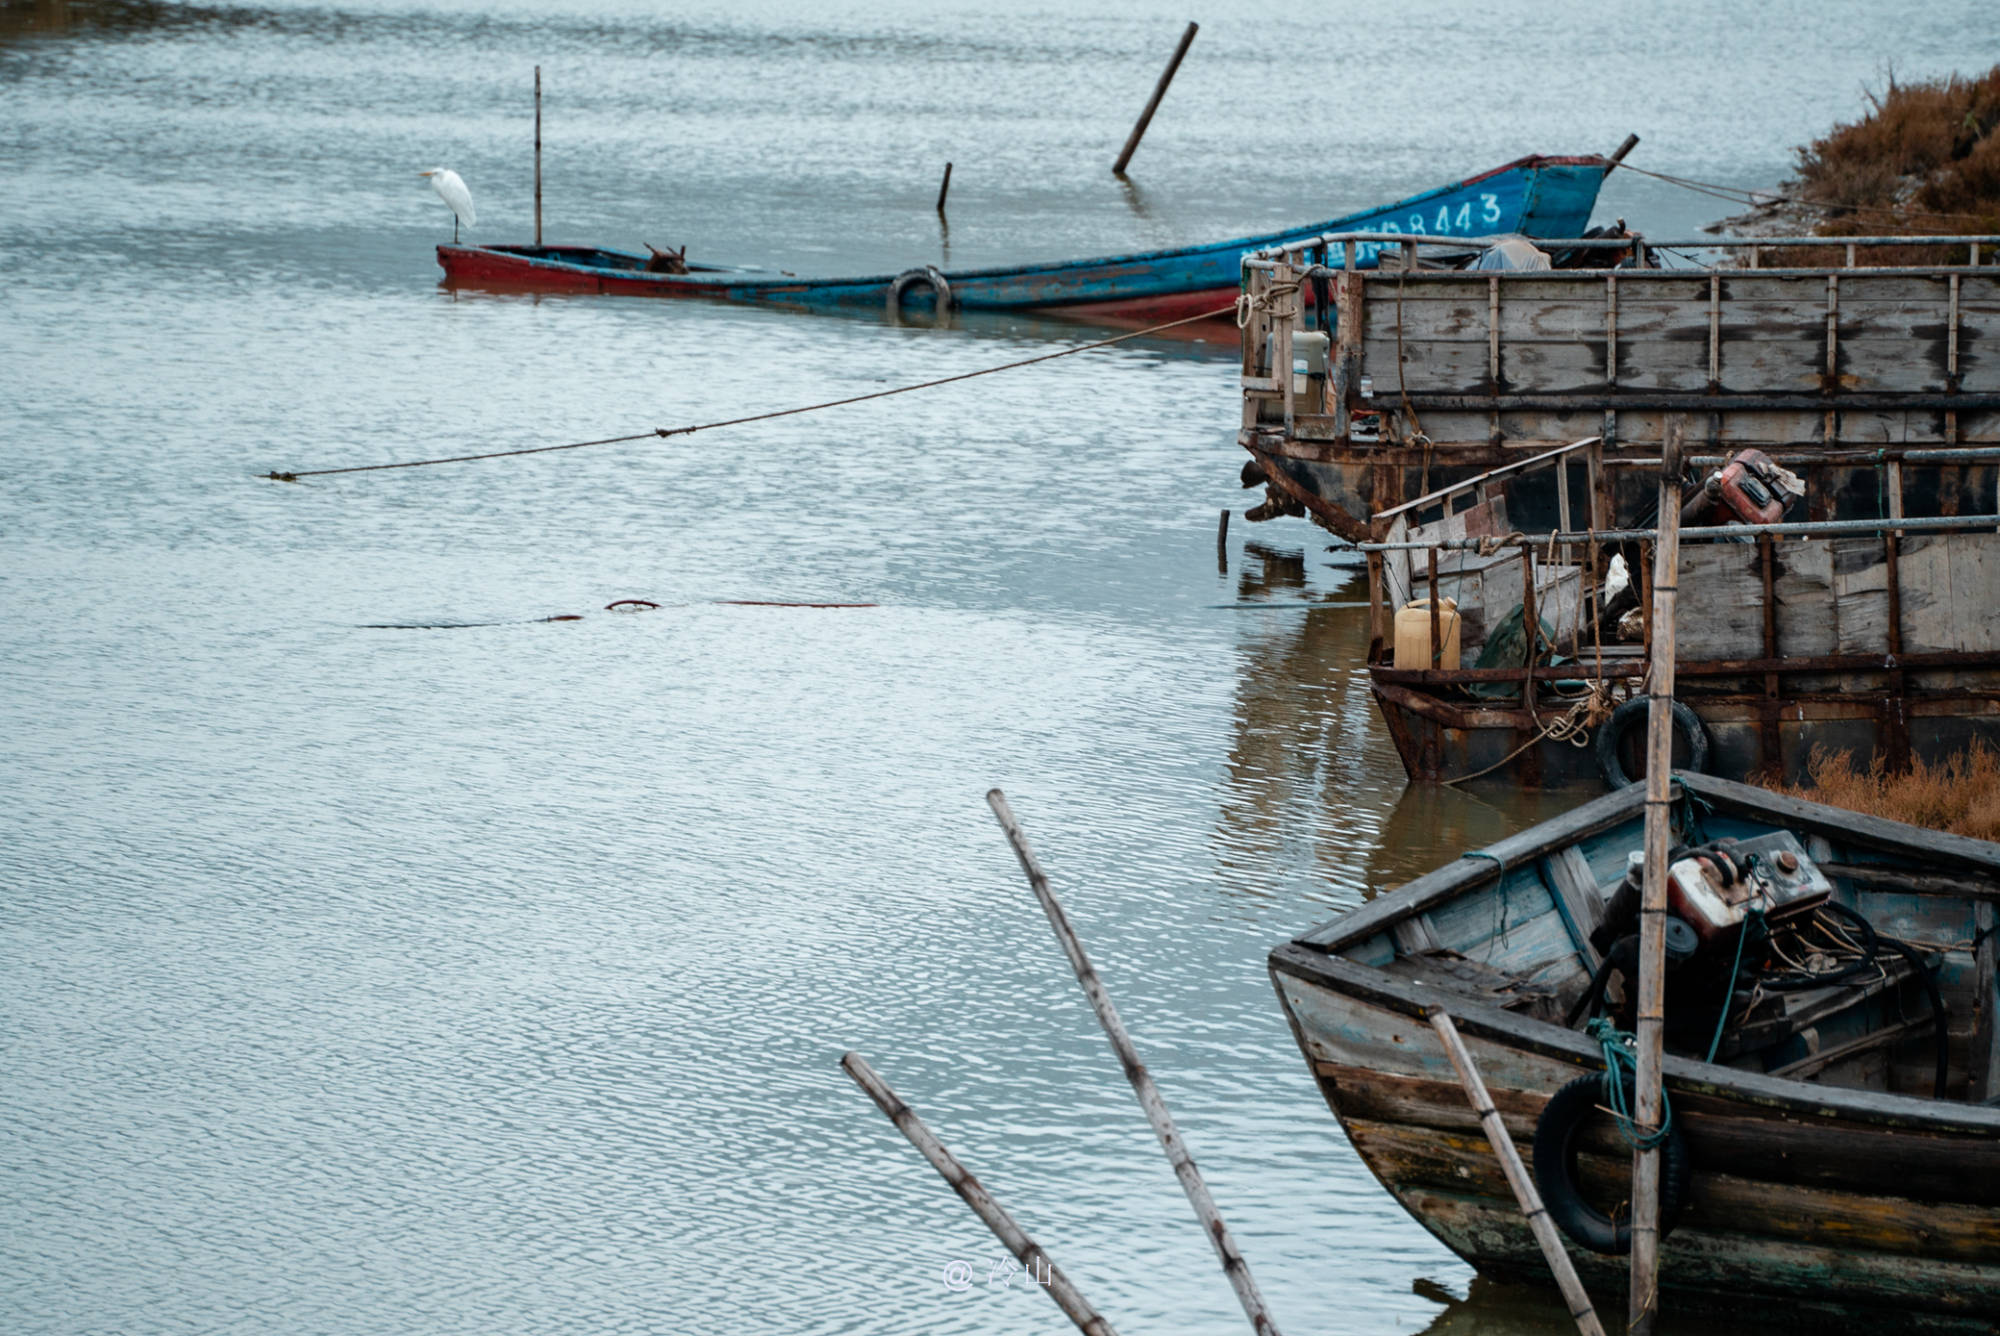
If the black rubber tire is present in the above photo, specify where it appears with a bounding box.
[1532,1070,1693,1255]
[1594,696,1710,788]
[886,266,952,325]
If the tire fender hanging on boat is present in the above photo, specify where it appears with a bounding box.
[1594,696,1710,788]
[887,266,952,325]
[1532,1069,1693,1254]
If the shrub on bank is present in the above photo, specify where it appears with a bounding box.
[1766,743,2000,841]
[1786,66,2000,259]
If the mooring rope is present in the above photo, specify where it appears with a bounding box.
[265,303,1240,481]
[1613,161,1999,228]
[1584,1017,1674,1151]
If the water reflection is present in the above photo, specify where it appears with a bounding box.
[1213,540,1400,903]
[1365,779,1581,894]
[1412,1276,1745,1335]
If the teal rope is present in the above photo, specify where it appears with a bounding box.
[1584,1018,1673,1151]
[1704,906,1765,1064]
[1674,787,1713,843]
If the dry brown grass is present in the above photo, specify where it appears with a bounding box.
[1768,744,2000,841]
[1788,66,2000,261]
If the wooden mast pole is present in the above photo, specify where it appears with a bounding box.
[1629,418,1685,1334]
[533,66,543,247]
[987,789,1282,1336]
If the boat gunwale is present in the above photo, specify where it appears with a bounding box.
[1271,770,2000,1136]
[437,154,1604,295]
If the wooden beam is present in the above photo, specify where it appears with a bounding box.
[1544,847,1607,970]
[1630,419,1685,1335]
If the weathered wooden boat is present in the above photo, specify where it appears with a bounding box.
[1236,231,2000,541]
[1354,438,2000,787]
[1271,771,2000,1332]
[434,154,1609,322]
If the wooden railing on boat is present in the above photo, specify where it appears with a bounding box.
[1237,232,2000,542]
[1350,437,2000,782]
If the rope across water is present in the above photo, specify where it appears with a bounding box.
[265,303,1241,482]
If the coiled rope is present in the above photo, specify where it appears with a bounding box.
[1583,1017,1673,1151]
[266,302,1239,482]
[1438,684,1615,787]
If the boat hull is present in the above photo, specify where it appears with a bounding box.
[1369,673,2000,789]
[1272,952,2000,1332]
[434,155,1608,314]
[1270,773,2000,1332]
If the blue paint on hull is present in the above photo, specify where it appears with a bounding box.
[439,154,1608,313]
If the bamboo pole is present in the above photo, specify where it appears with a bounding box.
[1628,418,1685,1335]
[533,66,543,247]
[936,162,953,215]
[840,1052,1118,1336]
[1217,508,1230,572]
[986,789,1282,1336]
[1111,22,1198,175]
[1425,1008,1607,1336]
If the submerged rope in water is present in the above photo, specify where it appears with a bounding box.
[264,303,1240,482]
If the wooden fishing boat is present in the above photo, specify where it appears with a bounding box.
[434,154,1608,321]
[1351,439,2000,788]
[1271,771,2000,1332]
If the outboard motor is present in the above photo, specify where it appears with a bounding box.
[1680,448,1803,528]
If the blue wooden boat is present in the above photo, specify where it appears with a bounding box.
[1272,771,2000,1331]
[435,154,1608,322]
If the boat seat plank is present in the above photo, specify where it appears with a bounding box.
[1541,846,1605,970]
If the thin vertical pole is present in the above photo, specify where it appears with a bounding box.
[936,162,953,215]
[840,1053,1119,1336]
[1629,419,1685,1335]
[987,790,1281,1336]
[533,66,543,247]
[1112,22,1198,175]
[1428,547,1442,666]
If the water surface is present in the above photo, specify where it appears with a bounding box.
[1,4,1985,1332]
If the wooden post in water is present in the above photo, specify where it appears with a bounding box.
[1217,508,1230,571]
[533,66,543,247]
[840,1052,1119,1336]
[1111,21,1198,175]
[936,162,953,215]
[1426,1008,1607,1336]
[987,789,1283,1336]
[1629,418,1685,1335]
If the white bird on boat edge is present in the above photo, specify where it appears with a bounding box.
[419,167,475,243]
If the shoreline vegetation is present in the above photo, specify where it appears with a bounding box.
[1762,745,2000,841]
[1714,64,2000,262]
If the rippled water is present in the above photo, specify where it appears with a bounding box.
[1,2,1987,1332]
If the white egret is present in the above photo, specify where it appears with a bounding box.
[418,167,475,243]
